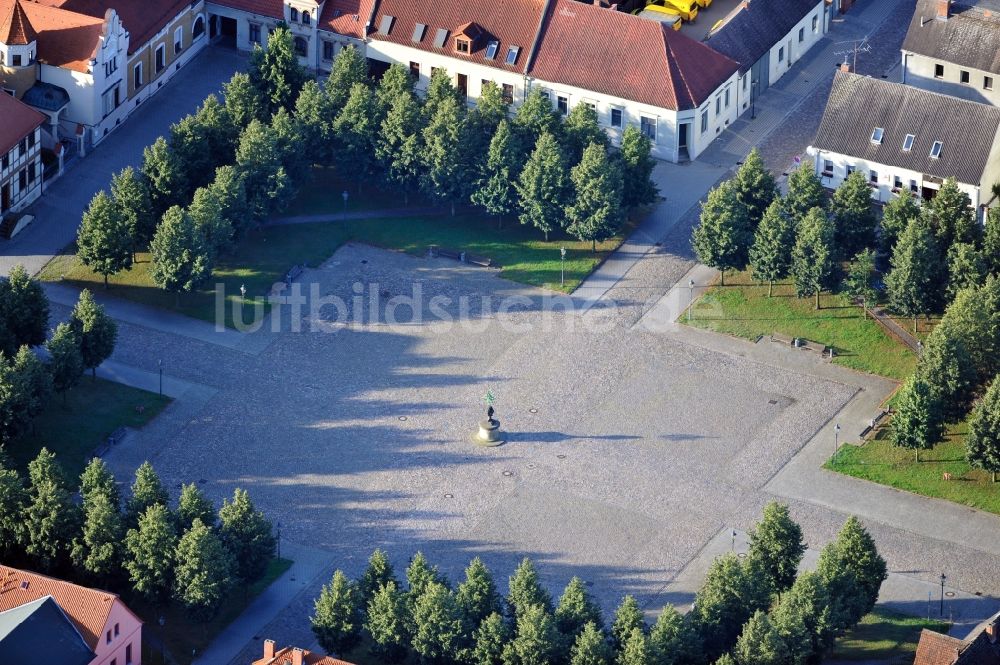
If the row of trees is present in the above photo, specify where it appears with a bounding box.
[309,503,885,665]
[76,27,661,298]
[0,452,276,620]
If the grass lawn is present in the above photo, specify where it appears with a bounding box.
[684,271,916,380]
[5,378,170,479]
[827,417,1000,515]
[829,607,951,661]
[281,167,430,216]
[136,557,293,665]
[41,212,636,328]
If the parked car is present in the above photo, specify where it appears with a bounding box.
[633,7,683,29]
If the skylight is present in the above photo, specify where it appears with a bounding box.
[870,127,884,144]
[433,28,449,48]
[485,40,499,60]
[902,134,915,151]
[378,15,394,35]
[505,45,520,66]
[411,23,426,42]
[930,141,942,159]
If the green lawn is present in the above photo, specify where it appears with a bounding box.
[685,272,916,380]
[830,607,951,661]
[281,167,430,216]
[827,418,1000,515]
[5,378,170,479]
[135,557,293,665]
[42,212,635,328]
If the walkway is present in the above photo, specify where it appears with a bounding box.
[870,306,922,353]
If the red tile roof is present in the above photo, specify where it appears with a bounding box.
[914,629,965,665]
[30,0,193,54]
[0,0,37,45]
[252,645,355,665]
[0,565,132,651]
[530,0,740,111]
[369,0,547,74]
[319,0,375,40]
[0,89,46,156]
[1,0,103,72]
[199,0,283,21]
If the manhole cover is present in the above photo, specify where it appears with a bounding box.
[737,552,747,558]
[398,416,408,421]
[444,493,454,499]
[502,470,514,477]
[361,259,368,264]
[529,408,538,414]
[527,463,536,469]
[557,454,566,459]
[945,591,956,597]
[768,399,778,405]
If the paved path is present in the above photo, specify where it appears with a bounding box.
[0,46,243,278]
[870,306,922,353]
[192,541,335,665]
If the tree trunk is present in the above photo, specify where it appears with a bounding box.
[450,201,456,217]
[815,289,820,310]
[104,274,109,289]
[497,215,503,231]
[544,230,549,242]
[404,191,409,206]
[720,270,725,287]
[862,299,867,319]
[768,280,773,298]
[915,449,919,463]
[92,367,97,381]
[993,471,997,483]
[913,316,918,334]
[592,239,596,253]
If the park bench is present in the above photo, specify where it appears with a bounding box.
[465,253,493,267]
[95,426,129,458]
[770,332,794,346]
[285,265,304,286]
[434,247,463,261]
[859,408,892,440]
[795,338,826,354]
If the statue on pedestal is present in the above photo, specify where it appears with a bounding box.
[476,389,504,446]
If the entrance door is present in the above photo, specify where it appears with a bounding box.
[678,123,690,162]
[1,183,9,213]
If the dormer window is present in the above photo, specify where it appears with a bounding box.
[870,127,884,144]
[455,37,471,54]
[930,141,942,159]
[290,7,298,21]
[902,134,915,151]
[505,45,520,66]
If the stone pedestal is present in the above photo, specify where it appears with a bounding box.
[475,418,504,447]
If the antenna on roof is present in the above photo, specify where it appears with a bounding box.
[833,37,872,73]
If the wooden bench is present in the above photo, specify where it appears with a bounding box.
[435,247,463,261]
[859,408,892,440]
[465,253,493,267]
[796,338,826,354]
[770,332,794,346]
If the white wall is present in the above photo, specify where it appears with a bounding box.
[766,1,827,88]
[902,51,1000,107]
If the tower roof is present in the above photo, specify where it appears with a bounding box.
[0,0,38,46]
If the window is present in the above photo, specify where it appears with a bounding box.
[409,61,420,78]
[822,159,833,176]
[126,644,133,665]
[249,22,261,44]
[302,11,310,25]
[910,179,919,193]
[411,23,426,42]
[934,63,944,78]
[294,37,307,57]
[107,631,112,644]
[27,132,34,149]
[2,154,7,169]
[557,95,568,115]
[846,164,855,175]
[455,38,470,54]
[17,169,25,190]
[456,73,468,98]
[870,127,884,144]
[610,107,623,128]
[11,54,21,67]
[114,623,120,637]
[869,170,878,184]
[961,70,970,84]
[155,44,165,72]
[501,83,513,104]
[894,175,903,190]
[18,139,25,157]
[778,46,785,62]
[539,90,549,102]
[930,140,942,158]
[724,86,730,108]
[985,76,994,91]
[323,41,334,60]
[102,85,119,116]
[812,14,819,32]
[380,15,396,36]
[700,110,708,133]
[174,26,183,55]
[485,40,499,60]
[133,62,143,88]
[432,28,448,48]
[798,27,804,42]
[193,15,205,38]
[902,133,915,151]
[640,116,656,142]
[26,162,35,184]
[505,45,520,66]
[290,7,299,21]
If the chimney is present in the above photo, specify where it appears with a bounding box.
[263,639,276,660]
[987,620,1000,643]
[292,647,304,665]
[937,0,950,19]
[840,60,850,73]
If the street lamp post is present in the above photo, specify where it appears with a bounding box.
[276,521,281,558]
[834,423,841,457]
[560,247,566,288]
[688,279,695,322]
[157,359,163,396]
[940,573,946,616]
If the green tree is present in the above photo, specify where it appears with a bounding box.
[218,488,275,582]
[141,136,188,220]
[747,502,804,597]
[886,216,943,331]
[406,551,445,607]
[967,377,1000,481]
[733,611,788,665]
[68,289,117,379]
[359,548,398,607]
[223,71,267,130]
[375,63,416,116]
[79,457,119,509]
[831,170,877,255]
[917,324,976,423]
[784,165,825,225]
[517,132,569,241]
[0,354,29,445]
[457,557,504,630]
[191,93,239,166]
[771,570,833,660]
[649,605,701,665]
[188,185,233,258]
[333,83,379,191]
[149,206,213,297]
[571,622,612,665]
[471,119,520,228]
[843,249,878,317]
[125,461,169,527]
[412,581,464,662]
[611,596,645,652]
[618,627,653,665]
[110,166,155,253]
[125,503,177,601]
[270,107,309,186]
[169,114,216,196]
[421,95,468,216]
[424,67,463,122]
[248,25,307,113]
[818,516,887,623]
[235,119,292,224]
[208,165,251,241]
[731,149,777,228]
[692,180,752,285]
[472,612,510,665]
[312,570,361,654]
[714,655,737,665]
[366,581,411,663]
[376,84,424,204]
[174,517,235,620]
[507,558,552,620]
[891,375,945,461]
[23,448,79,571]
[71,491,123,580]
[984,206,1000,275]
[563,104,607,165]
[46,323,83,401]
[77,191,133,287]
[790,207,836,309]
[937,281,999,381]
[467,81,509,157]
[502,603,560,665]
[567,143,624,251]
[0,462,26,560]
[2,265,49,350]
[295,80,336,164]
[749,200,795,296]
[693,554,770,660]
[927,177,978,249]
[176,482,215,532]
[946,242,986,302]
[325,45,368,112]
[619,126,658,208]
[11,345,50,430]
[555,576,603,640]
[880,191,920,254]
[514,88,560,148]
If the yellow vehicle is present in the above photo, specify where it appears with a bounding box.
[694,0,712,8]
[635,6,683,29]
[656,0,698,22]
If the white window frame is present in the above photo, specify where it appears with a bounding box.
[640,116,657,143]
[133,61,143,88]
[174,26,184,55]
[610,106,623,128]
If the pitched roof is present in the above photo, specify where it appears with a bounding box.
[903,0,1000,75]
[811,71,1000,185]
[0,596,96,665]
[0,0,104,72]
[207,0,283,21]
[0,0,36,45]
[29,0,193,55]
[0,565,133,651]
[319,0,375,40]
[706,0,824,73]
[915,629,965,665]
[530,0,739,111]
[369,0,547,75]
[252,645,355,665]
[0,91,46,156]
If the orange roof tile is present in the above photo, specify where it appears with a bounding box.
[207,0,283,22]
[0,90,46,156]
[914,629,964,665]
[29,0,193,55]
[530,0,740,111]
[2,0,103,72]
[252,645,355,665]
[319,0,375,40]
[0,0,37,45]
[0,565,135,651]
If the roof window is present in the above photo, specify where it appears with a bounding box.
[870,127,884,144]
[378,15,394,35]
[930,141,942,159]
[433,28,449,48]
[485,40,499,60]
[902,134,915,151]
[505,45,520,66]
[411,23,426,42]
